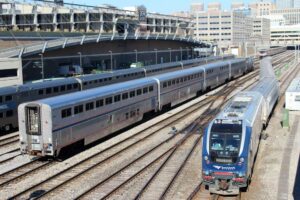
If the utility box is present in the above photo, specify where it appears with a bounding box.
[285,77,300,111]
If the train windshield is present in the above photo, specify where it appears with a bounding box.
[209,122,242,164]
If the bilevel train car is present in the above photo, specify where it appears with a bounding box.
[202,56,279,195]
[18,57,253,157]
[0,55,235,133]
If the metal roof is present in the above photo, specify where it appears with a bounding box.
[286,77,300,93]
[37,77,156,109]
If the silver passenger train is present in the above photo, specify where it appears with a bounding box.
[0,55,234,133]
[18,57,254,157]
[202,56,279,195]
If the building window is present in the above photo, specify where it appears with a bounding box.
[0,69,17,78]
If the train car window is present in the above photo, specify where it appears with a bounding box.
[180,78,183,83]
[0,96,2,103]
[184,77,187,82]
[96,99,104,107]
[116,76,120,79]
[46,88,52,94]
[38,89,44,95]
[130,91,135,98]
[168,81,171,86]
[73,84,78,89]
[74,105,83,114]
[89,81,93,84]
[86,102,94,111]
[61,85,66,91]
[124,74,127,78]
[106,97,113,105]
[0,113,3,118]
[114,95,121,102]
[67,84,72,90]
[6,110,13,117]
[61,108,72,118]
[99,79,103,83]
[5,95,12,101]
[108,77,112,81]
[176,79,179,84]
[122,93,128,100]
[188,76,191,81]
[137,89,142,96]
[149,86,154,92]
[163,82,167,88]
[83,82,88,86]
[53,87,59,93]
[104,78,107,82]
[143,87,148,94]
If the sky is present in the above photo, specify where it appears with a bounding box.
[63,0,253,14]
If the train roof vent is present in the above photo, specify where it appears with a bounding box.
[226,97,251,117]
[227,112,239,117]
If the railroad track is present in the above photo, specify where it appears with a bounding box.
[5,56,262,199]
[0,149,21,165]
[187,52,298,200]
[0,51,295,199]
[0,159,56,189]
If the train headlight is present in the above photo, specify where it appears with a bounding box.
[240,157,244,163]
[204,156,208,161]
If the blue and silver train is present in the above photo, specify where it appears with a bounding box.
[202,56,279,195]
[18,57,253,157]
[0,55,234,133]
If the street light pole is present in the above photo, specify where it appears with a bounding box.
[77,52,82,69]
[134,49,138,63]
[154,48,158,64]
[168,48,172,62]
[108,50,113,71]
[39,53,44,80]
[186,47,189,59]
[180,47,182,61]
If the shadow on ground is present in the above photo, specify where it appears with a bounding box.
[293,155,300,200]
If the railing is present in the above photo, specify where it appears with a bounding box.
[0,33,207,58]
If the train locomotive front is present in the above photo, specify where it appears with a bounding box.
[202,118,250,195]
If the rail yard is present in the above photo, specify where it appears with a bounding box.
[0,49,299,200]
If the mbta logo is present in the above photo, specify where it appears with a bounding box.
[213,165,236,170]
